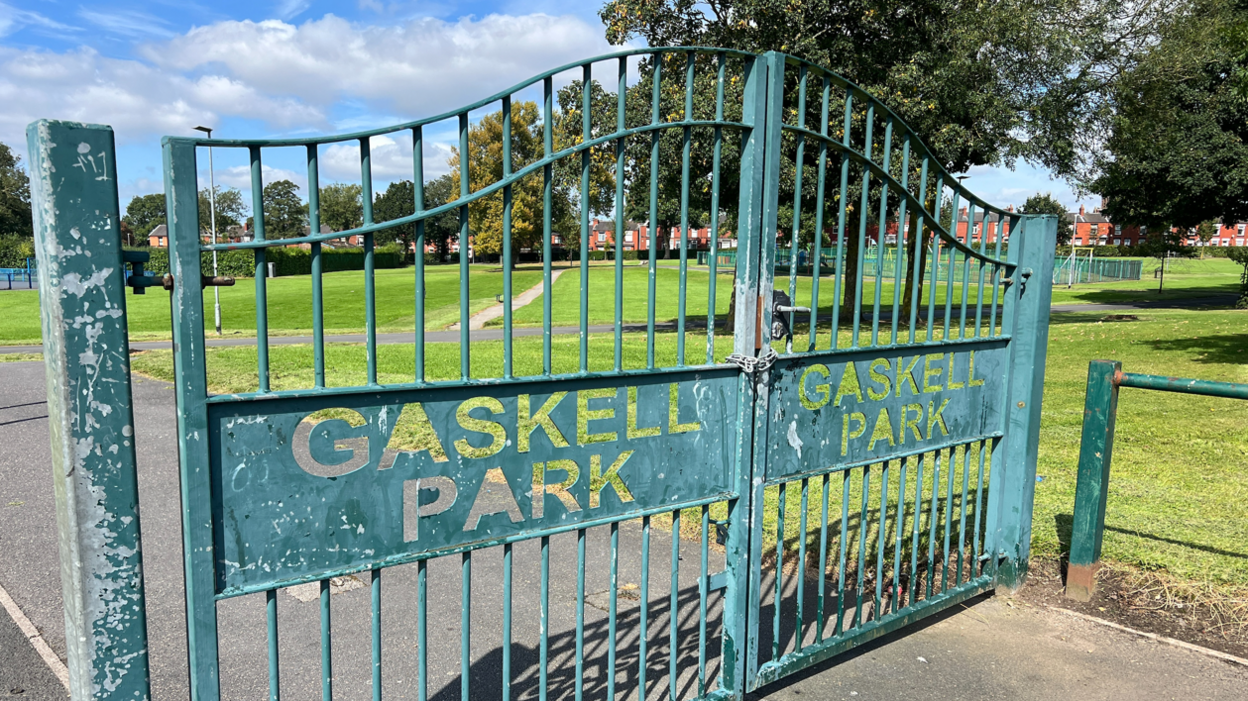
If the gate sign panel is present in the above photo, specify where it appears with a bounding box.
[765,344,1007,481]
[209,370,739,595]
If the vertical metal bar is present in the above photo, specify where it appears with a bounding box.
[830,92,853,350]
[796,478,809,650]
[706,53,727,364]
[924,181,943,344]
[320,579,332,701]
[361,137,377,385]
[788,66,809,336]
[576,528,587,701]
[371,569,381,701]
[870,118,893,347]
[809,75,831,351]
[677,51,695,366]
[307,144,325,388]
[957,445,972,585]
[539,536,550,701]
[941,191,960,341]
[461,552,471,701]
[909,453,925,606]
[907,159,930,343]
[973,217,989,337]
[889,136,911,346]
[647,58,662,369]
[1066,360,1121,601]
[835,470,850,635]
[502,543,512,701]
[608,523,620,700]
[816,473,830,642]
[543,78,554,375]
[503,97,514,379]
[615,57,628,371]
[640,515,651,698]
[698,505,709,696]
[580,63,592,374]
[973,440,987,578]
[417,560,427,701]
[412,126,426,382]
[892,457,909,613]
[851,465,870,629]
[773,484,786,660]
[875,461,890,620]
[668,509,680,700]
[31,120,152,700]
[458,114,471,380]
[958,203,973,338]
[267,589,280,701]
[925,451,941,598]
[850,103,874,348]
[249,145,270,392]
[942,447,956,592]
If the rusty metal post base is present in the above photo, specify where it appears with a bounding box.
[1065,561,1101,602]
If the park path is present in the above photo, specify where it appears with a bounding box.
[448,268,567,331]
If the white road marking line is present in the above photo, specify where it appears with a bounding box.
[0,580,70,690]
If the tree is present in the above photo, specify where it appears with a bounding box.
[256,180,306,239]
[373,175,460,257]
[1020,193,1073,246]
[123,193,167,241]
[1093,0,1248,232]
[0,142,31,237]
[1136,227,1193,293]
[198,186,247,234]
[319,183,363,233]
[1195,220,1217,256]
[1228,246,1248,308]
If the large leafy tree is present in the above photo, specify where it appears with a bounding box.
[0,142,31,237]
[319,183,363,233]
[198,186,247,233]
[1092,0,1248,232]
[257,180,307,239]
[123,193,167,240]
[1020,193,1073,246]
[372,174,460,257]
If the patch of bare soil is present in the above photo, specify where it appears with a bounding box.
[1012,557,1248,660]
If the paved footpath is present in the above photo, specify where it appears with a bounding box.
[2,360,1245,700]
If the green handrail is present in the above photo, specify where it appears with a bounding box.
[1065,360,1248,601]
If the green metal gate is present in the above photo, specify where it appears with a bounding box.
[28,48,1054,701]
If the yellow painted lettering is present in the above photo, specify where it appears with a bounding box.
[968,351,986,387]
[927,398,950,437]
[590,451,635,508]
[923,354,944,393]
[895,355,921,397]
[518,392,570,453]
[404,402,448,462]
[902,403,924,444]
[531,459,581,519]
[834,362,864,406]
[868,407,896,451]
[947,353,965,390]
[866,358,892,401]
[668,383,702,434]
[627,386,662,439]
[799,364,831,410]
[841,411,867,455]
[578,387,618,445]
[453,397,507,459]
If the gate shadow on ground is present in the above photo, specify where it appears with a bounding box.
[428,584,725,701]
[743,591,996,699]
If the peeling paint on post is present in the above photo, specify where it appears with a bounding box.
[27,120,151,700]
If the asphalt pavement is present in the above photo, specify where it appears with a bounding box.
[2,359,1246,700]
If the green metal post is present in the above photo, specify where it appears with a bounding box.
[1066,360,1120,602]
[27,119,152,701]
[994,214,1057,591]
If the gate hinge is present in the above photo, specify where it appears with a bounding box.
[725,347,779,378]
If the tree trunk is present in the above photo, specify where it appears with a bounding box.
[839,228,861,327]
[899,213,927,326]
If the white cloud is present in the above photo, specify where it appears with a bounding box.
[78,8,175,39]
[215,163,305,192]
[275,0,313,21]
[0,3,76,38]
[321,133,455,182]
[143,13,620,116]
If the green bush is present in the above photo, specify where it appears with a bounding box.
[0,234,34,269]
[1200,245,1248,259]
[132,243,407,278]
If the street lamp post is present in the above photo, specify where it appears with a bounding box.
[194,126,222,335]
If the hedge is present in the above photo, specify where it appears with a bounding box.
[0,234,35,269]
[134,243,407,278]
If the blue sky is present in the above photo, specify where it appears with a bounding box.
[0,0,1097,212]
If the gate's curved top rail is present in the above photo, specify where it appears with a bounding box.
[166,46,1013,266]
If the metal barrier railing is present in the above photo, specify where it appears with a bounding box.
[1064,360,1248,601]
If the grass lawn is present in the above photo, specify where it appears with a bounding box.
[0,265,543,345]
[1047,257,1241,305]
[129,306,1248,597]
